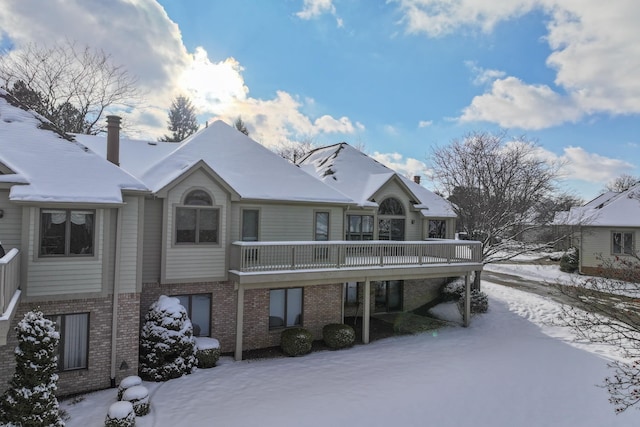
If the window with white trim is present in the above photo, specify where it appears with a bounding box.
[175,294,211,337]
[346,215,374,240]
[242,209,259,242]
[269,288,302,329]
[50,313,89,371]
[40,209,94,256]
[175,190,219,244]
[612,232,634,255]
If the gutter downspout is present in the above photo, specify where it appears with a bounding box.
[110,207,123,388]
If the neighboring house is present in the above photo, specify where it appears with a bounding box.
[0,90,482,397]
[554,185,640,276]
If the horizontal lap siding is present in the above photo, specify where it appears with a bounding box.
[164,170,228,281]
[118,197,140,293]
[0,190,22,250]
[581,227,638,269]
[26,207,104,297]
[142,198,162,283]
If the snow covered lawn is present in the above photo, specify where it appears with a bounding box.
[62,282,640,426]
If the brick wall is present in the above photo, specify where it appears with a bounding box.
[0,293,140,397]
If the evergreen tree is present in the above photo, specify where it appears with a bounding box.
[139,295,197,381]
[159,95,199,142]
[0,310,64,427]
[234,116,249,136]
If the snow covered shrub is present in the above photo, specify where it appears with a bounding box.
[322,323,355,349]
[0,310,64,427]
[105,401,135,427]
[117,375,142,401]
[122,385,149,417]
[280,327,313,357]
[441,277,465,302]
[457,289,489,315]
[560,247,579,273]
[139,295,197,382]
[195,337,221,369]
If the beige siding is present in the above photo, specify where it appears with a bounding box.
[230,203,344,241]
[142,198,162,283]
[117,196,141,293]
[0,190,22,251]
[164,169,229,282]
[372,179,422,240]
[581,227,638,269]
[25,207,104,297]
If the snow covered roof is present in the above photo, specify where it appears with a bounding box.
[0,91,148,204]
[90,121,354,205]
[553,184,640,227]
[297,143,456,217]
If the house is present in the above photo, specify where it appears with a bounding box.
[0,90,482,397]
[553,185,640,276]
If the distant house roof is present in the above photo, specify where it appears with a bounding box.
[554,184,640,227]
[0,90,148,204]
[297,142,456,217]
[82,121,354,205]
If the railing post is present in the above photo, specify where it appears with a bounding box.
[291,246,296,270]
[0,262,5,314]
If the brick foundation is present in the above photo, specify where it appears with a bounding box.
[0,293,140,397]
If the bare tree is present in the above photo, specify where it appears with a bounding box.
[555,254,640,413]
[160,95,199,142]
[429,131,562,271]
[604,174,640,193]
[0,41,140,134]
[276,139,317,164]
[234,116,249,136]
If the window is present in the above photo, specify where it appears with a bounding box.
[242,209,259,241]
[315,212,329,241]
[175,294,211,337]
[176,190,219,244]
[428,220,446,239]
[40,209,94,256]
[346,215,374,240]
[378,198,404,215]
[344,282,359,305]
[378,198,405,241]
[374,281,403,313]
[613,232,634,255]
[269,288,302,329]
[50,313,89,371]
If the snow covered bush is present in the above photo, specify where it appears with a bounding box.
[139,295,197,382]
[117,375,142,401]
[322,323,355,349]
[122,385,149,416]
[559,247,579,273]
[457,289,489,315]
[280,327,313,357]
[0,309,64,427]
[195,337,221,369]
[441,277,465,301]
[105,401,135,427]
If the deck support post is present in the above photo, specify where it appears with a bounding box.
[363,279,371,344]
[234,285,245,361]
[463,273,471,327]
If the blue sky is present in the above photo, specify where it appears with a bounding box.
[1,0,638,200]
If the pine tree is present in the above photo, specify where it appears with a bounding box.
[0,310,64,426]
[159,95,199,142]
[139,295,197,381]
[234,116,249,136]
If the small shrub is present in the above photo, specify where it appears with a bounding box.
[105,401,135,427]
[280,327,313,357]
[441,277,465,301]
[117,376,142,401]
[195,337,221,369]
[322,323,355,349]
[122,385,150,417]
[457,289,489,315]
[560,247,579,273]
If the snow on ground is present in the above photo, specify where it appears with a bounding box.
[484,262,579,285]
[62,282,640,427]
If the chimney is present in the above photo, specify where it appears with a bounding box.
[106,115,121,166]
[413,175,421,184]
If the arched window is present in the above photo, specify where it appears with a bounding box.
[378,198,404,215]
[378,197,405,240]
[176,190,219,244]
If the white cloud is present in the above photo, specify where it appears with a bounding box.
[383,124,399,135]
[393,0,640,129]
[418,120,433,128]
[371,151,430,181]
[465,61,507,85]
[0,0,358,146]
[296,0,343,27]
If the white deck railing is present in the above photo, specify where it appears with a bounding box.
[230,240,482,273]
[0,248,20,315]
